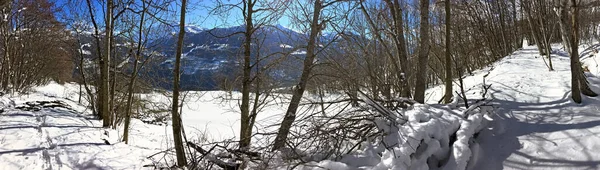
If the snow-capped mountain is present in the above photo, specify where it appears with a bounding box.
[150,24,311,90]
[73,24,354,91]
[184,25,207,34]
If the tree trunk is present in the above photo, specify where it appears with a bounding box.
[538,1,554,71]
[571,0,597,97]
[497,0,509,55]
[512,0,521,49]
[171,0,188,167]
[273,0,322,151]
[557,0,572,52]
[414,0,430,103]
[391,0,411,98]
[84,0,103,118]
[101,0,112,127]
[364,0,410,98]
[523,0,546,56]
[570,0,582,103]
[122,57,137,144]
[110,50,117,128]
[444,0,452,104]
[123,1,147,144]
[0,2,10,92]
[540,20,554,71]
[239,0,253,149]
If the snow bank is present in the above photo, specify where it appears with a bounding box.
[303,103,492,170]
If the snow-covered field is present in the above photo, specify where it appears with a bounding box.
[0,82,342,169]
[1,42,600,169]
[0,84,160,169]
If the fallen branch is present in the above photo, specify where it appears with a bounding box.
[358,90,407,124]
[187,142,240,170]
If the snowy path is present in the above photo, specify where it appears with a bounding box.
[429,44,600,170]
[475,46,600,170]
[0,98,158,169]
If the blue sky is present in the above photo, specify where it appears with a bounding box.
[52,0,420,34]
[187,0,293,29]
[188,0,243,27]
[53,0,293,29]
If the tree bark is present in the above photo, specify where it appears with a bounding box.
[444,0,452,104]
[101,0,112,127]
[571,0,597,97]
[1,2,11,93]
[414,0,430,103]
[122,55,138,144]
[171,0,188,167]
[570,0,582,103]
[239,0,253,149]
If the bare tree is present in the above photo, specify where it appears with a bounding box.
[272,0,325,151]
[444,0,452,104]
[0,0,72,93]
[414,0,431,103]
[123,0,153,144]
[239,0,254,150]
[556,0,597,103]
[171,0,188,167]
[384,0,411,98]
[99,0,114,127]
[209,0,288,152]
[359,0,411,99]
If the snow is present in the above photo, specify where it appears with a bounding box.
[116,59,129,68]
[0,83,293,169]
[184,25,206,34]
[0,85,158,169]
[213,44,229,50]
[426,43,600,170]
[2,42,600,169]
[78,50,91,55]
[79,43,91,55]
[280,44,293,48]
[301,43,600,170]
[294,102,489,170]
[292,50,307,55]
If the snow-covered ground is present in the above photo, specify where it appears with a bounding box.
[0,84,161,169]
[1,42,600,169]
[426,43,600,170]
[0,83,325,169]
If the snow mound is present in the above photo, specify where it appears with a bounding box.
[303,102,492,170]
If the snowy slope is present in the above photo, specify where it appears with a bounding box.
[426,43,600,170]
[0,84,175,169]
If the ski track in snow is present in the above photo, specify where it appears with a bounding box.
[428,43,600,170]
[0,91,162,169]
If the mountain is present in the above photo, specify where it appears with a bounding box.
[150,24,310,90]
[73,24,354,91]
[184,25,207,34]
